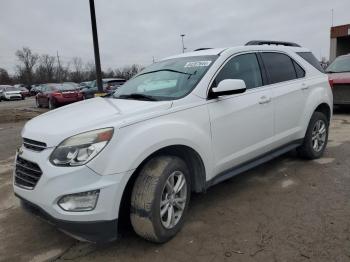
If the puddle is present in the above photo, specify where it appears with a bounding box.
[29,248,64,262]
[281,179,295,188]
[313,158,335,165]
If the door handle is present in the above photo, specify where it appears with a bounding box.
[301,83,309,90]
[259,96,271,104]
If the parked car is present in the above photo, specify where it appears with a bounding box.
[14,83,32,91]
[81,78,126,99]
[30,85,44,96]
[326,54,350,106]
[14,41,332,243]
[78,81,91,90]
[19,87,30,98]
[35,83,83,109]
[0,85,23,101]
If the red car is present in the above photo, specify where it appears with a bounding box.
[326,54,350,106]
[36,83,83,109]
[19,87,30,98]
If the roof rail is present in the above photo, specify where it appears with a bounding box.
[194,48,213,51]
[245,40,301,47]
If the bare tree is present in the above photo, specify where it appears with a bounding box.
[10,47,144,84]
[35,54,56,83]
[58,61,70,82]
[103,68,115,78]
[84,61,96,81]
[15,47,39,85]
[70,57,84,82]
[114,64,143,80]
[0,68,12,85]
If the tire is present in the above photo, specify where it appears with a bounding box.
[130,156,191,243]
[48,98,56,110]
[35,98,41,108]
[297,111,329,159]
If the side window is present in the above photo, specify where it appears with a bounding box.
[296,52,324,73]
[214,53,262,89]
[293,61,305,78]
[261,52,297,84]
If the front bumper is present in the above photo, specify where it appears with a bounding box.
[5,94,22,100]
[18,194,118,242]
[13,146,134,242]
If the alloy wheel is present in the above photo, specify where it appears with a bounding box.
[311,119,327,152]
[160,171,187,229]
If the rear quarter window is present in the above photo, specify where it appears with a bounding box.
[297,52,325,73]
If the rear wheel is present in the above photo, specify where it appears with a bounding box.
[130,156,190,243]
[297,111,329,159]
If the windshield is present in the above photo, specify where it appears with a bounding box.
[326,56,350,73]
[5,86,17,92]
[59,84,78,91]
[113,55,218,101]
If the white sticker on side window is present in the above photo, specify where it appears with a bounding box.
[184,61,212,68]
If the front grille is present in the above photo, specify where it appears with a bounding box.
[23,138,47,152]
[15,156,42,189]
[333,84,350,105]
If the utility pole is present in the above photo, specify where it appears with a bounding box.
[180,34,186,53]
[331,9,334,27]
[89,0,103,93]
[56,51,61,83]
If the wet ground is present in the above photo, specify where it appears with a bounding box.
[0,100,350,262]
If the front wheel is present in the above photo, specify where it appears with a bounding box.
[48,98,56,110]
[130,156,190,243]
[297,111,329,159]
[35,98,41,108]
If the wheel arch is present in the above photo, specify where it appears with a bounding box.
[314,102,331,123]
[117,144,207,230]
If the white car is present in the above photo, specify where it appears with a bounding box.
[0,85,23,101]
[14,41,333,243]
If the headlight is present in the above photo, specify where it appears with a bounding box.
[50,128,114,166]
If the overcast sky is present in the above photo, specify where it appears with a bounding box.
[0,0,349,74]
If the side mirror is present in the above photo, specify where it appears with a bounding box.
[211,79,246,98]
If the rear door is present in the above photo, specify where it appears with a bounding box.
[260,52,307,147]
[207,52,274,177]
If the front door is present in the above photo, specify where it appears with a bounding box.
[207,53,274,177]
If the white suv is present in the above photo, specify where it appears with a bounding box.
[14,41,333,243]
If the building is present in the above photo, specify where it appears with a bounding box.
[330,24,350,62]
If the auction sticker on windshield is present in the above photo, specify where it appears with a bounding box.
[184,61,212,68]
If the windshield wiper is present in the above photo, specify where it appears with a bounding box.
[116,93,158,101]
[138,69,194,77]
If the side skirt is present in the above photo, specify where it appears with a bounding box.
[206,139,303,189]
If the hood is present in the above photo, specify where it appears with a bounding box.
[328,72,350,84]
[5,90,21,95]
[22,97,172,147]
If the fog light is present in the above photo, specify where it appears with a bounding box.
[58,190,100,212]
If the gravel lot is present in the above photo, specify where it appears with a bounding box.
[0,100,350,262]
